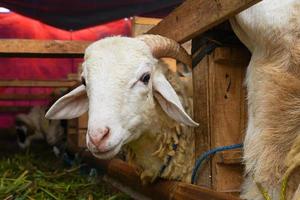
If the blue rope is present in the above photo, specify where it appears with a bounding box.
[158,131,182,177]
[158,141,179,176]
[191,143,243,184]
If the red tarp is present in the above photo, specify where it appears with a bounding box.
[0,12,131,128]
[0,0,180,30]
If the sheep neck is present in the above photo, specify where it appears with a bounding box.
[126,118,194,183]
[125,68,194,183]
[243,48,300,199]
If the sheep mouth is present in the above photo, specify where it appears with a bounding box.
[89,141,123,159]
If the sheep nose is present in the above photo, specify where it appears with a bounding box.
[88,127,110,147]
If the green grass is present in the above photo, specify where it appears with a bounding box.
[0,147,131,200]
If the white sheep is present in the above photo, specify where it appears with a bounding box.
[46,35,198,183]
[16,106,65,151]
[230,0,300,199]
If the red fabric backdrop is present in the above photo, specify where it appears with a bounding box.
[0,0,180,30]
[0,12,131,128]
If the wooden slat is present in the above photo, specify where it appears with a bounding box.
[192,37,212,187]
[67,73,80,81]
[67,119,78,129]
[132,17,178,75]
[148,0,261,43]
[209,47,248,192]
[0,106,31,113]
[0,80,78,88]
[78,129,87,148]
[132,17,161,37]
[0,39,91,57]
[67,128,77,135]
[213,48,250,65]
[76,111,88,148]
[133,17,161,25]
[67,142,240,200]
[78,113,88,129]
[215,150,243,165]
[0,94,50,100]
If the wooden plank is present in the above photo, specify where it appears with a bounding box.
[67,119,78,129]
[132,17,177,74]
[78,113,88,129]
[67,142,241,200]
[0,106,31,113]
[78,129,87,148]
[132,17,161,37]
[0,128,15,136]
[192,37,212,187]
[0,80,78,88]
[213,48,250,65]
[215,150,243,165]
[0,39,91,57]
[0,94,50,100]
[148,0,261,43]
[133,17,161,25]
[67,132,78,147]
[209,47,249,193]
[67,73,80,81]
[78,113,88,147]
[67,128,77,135]
[173,182,240,200]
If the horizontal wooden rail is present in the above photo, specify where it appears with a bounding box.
[68,143,241,200]
[133,17,161,25]
[0,106,31,113]
[215,150,243,165]
[213,48,251,65]
[0,94,56,100]
[148,0,261,43]
[0,80,78,88]
[0,39,91,58]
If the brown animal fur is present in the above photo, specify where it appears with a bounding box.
[240,20,300,199]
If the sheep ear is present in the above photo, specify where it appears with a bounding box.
[153,72,198,127]
[45,85,88,119]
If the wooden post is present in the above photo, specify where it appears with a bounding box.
[192,34,250,194]
[192,42,212,187]
[209,47,249,194]
[148,0,261,43]
[77,113,88,148]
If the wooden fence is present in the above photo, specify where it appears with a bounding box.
[0,0,262,199]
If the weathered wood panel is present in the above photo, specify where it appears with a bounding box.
[148,0,261,43]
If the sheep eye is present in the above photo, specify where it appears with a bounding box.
[139,73,151,85]
[81,77,86,86]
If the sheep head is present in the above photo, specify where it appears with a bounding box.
[46,35,198,159]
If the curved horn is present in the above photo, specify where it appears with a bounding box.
[137,34,192,68]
